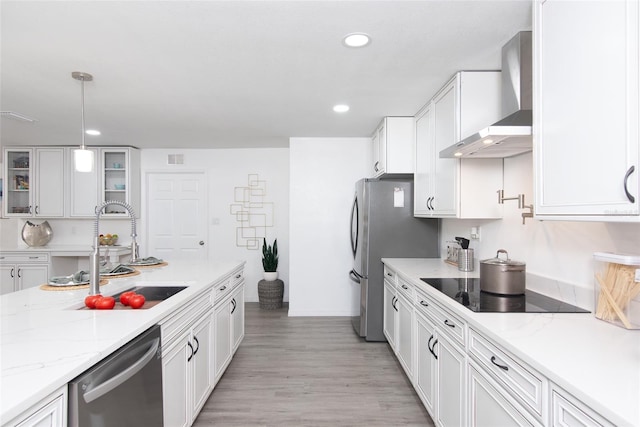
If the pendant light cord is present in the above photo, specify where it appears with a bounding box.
[80,76,86,150]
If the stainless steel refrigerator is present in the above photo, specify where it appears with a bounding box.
[349,178,439,341]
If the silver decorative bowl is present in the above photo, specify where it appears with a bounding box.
[21,220,53,247]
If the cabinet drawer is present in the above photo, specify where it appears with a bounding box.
[0,253,49,263]
[230,268,244,289]
[415,288,466,347]
[397,276,414,300]
[469,329,545,420]
[551,388,613,427]
[213,277,232,303]
[383,266,397,285]
[160,289,212,348]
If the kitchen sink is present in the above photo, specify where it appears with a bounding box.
[113,285,188,302]
[73,285,188,310]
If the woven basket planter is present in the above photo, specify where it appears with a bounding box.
[258,279,284,310]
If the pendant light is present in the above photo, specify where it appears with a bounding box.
[72,71,94,172]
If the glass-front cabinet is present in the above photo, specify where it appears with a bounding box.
[3,148,65,218]
[4,149,32,216]
[100,148,140,217]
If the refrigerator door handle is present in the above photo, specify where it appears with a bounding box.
[349,269,362,283]
[350,196,359,257]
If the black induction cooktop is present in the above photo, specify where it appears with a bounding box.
[420,278,589,313]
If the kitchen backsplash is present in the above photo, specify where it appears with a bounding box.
[442,152,640,309]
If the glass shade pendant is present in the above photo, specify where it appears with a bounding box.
[72,71,94,172]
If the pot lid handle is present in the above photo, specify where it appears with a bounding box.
[496,249,509,260]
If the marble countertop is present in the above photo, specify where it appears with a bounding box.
[0,259,244,424]
[382,258,640,427]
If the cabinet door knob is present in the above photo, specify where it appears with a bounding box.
[199,241,205,246]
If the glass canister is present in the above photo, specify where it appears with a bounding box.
[593,252,640,329]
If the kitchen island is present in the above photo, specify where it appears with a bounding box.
[382,258,639,427]
[0,259,245,425]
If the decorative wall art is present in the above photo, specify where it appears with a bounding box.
[230,174,274,250]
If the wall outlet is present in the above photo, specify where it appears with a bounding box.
[470,226,481,241]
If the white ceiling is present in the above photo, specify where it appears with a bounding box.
[0,1,532,150]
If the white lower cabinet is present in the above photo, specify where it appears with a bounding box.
[162,310,213,427]
[415,311,437,416]
[435,333,466,427]
[383,273,414,381]
[214,281,245,381]
[413,286,467,427]
[383,279,396,349]
[469,361,541,427]
[5,386,67,427]
[231,283,245,353]
[0,253,50,295]
[396,290,414,379]
[161,267,244,427]
[214,294,232,383]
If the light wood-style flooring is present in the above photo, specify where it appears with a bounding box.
[193,303,434,426]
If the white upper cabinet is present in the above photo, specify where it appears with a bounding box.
[3,148,65,218]
[414,71,504,218]
[99,147,141,218]
[534,0,639,220]
[68,147,99,217]
[371,117,415,177]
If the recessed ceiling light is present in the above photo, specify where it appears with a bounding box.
[86,129,101,136]
[483,138,494,145]
[333,104,350,113]
[454,152,463,157]
[343,33,371,48]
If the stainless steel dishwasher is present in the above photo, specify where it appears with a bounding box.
[69,325,163,426]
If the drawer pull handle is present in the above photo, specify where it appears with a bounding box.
[219,285,227,291]
[235,274,242,279]
[491,356,509,371]
[444,319,455,328]
[420,300,429,307]
[28,256,39,259]
[401,285,408,290]
[386,272,392,277]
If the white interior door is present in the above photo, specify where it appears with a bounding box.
[146,172,208,261]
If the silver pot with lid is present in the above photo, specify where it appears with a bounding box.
[479,249,526,295]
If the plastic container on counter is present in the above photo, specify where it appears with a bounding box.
[593,252,640,329]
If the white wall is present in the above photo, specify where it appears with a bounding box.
[289,137,371,316]
[442,152,640,304]
[141,148,289,303]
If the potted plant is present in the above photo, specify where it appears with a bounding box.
[259,238,283,310]
[262,237,278,281]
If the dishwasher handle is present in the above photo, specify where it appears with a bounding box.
[83,337,160,404]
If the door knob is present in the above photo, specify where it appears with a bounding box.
[199,241,205,246]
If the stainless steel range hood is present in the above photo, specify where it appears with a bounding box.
[440,31,532,159]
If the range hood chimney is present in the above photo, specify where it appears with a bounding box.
[440,31,532,159]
